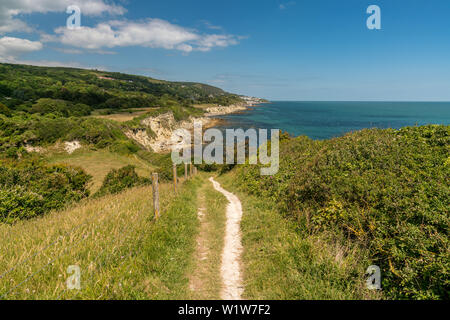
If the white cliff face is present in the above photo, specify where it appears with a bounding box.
[205,104,247,116]
[125,112,211,153]
[124,101,263,154]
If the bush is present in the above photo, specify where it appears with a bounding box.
[95,165,150,197]
[233,125,449,299]
[31,98,92,117]
[0,103,11,116]
[0,161,92,223]
[0,114,133,155]
[0,187,45,223]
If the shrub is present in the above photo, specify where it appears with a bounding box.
[233,125,449,299]
[0,187,45,224]
[95,165,150,197]
[0,161,92,223]
[0,103,11,116]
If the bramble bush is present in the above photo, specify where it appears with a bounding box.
[234,125,449,299]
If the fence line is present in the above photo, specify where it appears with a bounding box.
[2,168,193,300]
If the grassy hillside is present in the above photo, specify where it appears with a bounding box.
[0,175,203,299]
[226,125,449,300]
[0,63,228,222]
[0,63,243,115]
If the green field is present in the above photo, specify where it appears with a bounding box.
[46,149,155,192]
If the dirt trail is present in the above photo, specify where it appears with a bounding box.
[189,203,210,297]
[209,177,244,300]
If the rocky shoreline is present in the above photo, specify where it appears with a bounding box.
[125,98,265,153]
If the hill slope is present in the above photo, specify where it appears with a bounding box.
[0,63,243,116]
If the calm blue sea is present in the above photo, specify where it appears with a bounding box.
[214,101,450,140]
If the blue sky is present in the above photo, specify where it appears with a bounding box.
[1,0,450,101]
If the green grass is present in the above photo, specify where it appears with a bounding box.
[46,149,155,192]
[218,173,381,300]
[0,175,203,300]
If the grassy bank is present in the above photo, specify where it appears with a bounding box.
[0,175,202,300]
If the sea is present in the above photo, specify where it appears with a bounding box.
[214,101,450,140]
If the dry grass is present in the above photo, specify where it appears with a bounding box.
[46,149,155,192]
[0,175,203,300]
[91,108,155,122]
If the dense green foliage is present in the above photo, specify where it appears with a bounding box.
[0,113,137,155]
[232,125,449,299]
[95,165,150,197]
[0,160,91,224]
[0,63,242,114]
[30,98,92,117]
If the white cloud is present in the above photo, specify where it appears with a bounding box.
[200,20,223,31]
[196,34,239,51]
[0,36,43,62]
[54,47,116,55]
[279,1,296,10]
[0,0,126,34]
[52,19,241,53]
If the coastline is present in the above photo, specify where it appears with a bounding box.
[125,99,265,153]
[202,98,267,130]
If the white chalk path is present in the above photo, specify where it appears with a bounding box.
[209,177,244,300]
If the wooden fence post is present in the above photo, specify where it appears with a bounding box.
[185,163,188,180]
[190,163,193,177]
[173,164,177,192]
[152,173,160,220]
